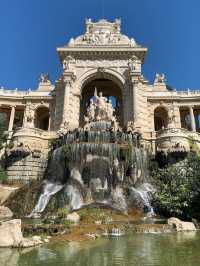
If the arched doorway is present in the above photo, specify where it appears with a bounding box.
[80,77,123,127]
[34,106,50,131]
[154,106,168,131]
[180,107,191,131]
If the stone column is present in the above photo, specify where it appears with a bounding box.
[173,104,181,128]
[128,56,141,126]
[189,106,196,131]
[130,76,139,125]
[8,105,16,131]
[60,74,74,130]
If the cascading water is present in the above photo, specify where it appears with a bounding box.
[129,183,155,216]
[29,181,64,217]
[31,91,153,216]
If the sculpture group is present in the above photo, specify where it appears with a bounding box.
[84,88,119,130]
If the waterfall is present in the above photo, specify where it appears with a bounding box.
[129,183,155,216]
[64,185,83,210]
[29,181,64,217]
[29,117,151,216]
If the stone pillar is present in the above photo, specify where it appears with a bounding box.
[173,104,181,128]
[8,105,15,131]
[60,74,74,130]
[130,76,139,125]
[48,114,51,131]
[128,56,141,126]
[189,106,196,131]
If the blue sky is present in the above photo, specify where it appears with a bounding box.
[0,0,200,90]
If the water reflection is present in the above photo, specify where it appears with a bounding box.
[0,232,200,266]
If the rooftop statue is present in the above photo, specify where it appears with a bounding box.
[39,73,50,83]
[154,73,166,84]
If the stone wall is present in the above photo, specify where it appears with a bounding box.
[5,127,57,182]
[6,153,48,182]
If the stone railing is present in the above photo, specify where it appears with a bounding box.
[0,88,30,96]
[10,127,58,154]
[177,90,200,95]
[155,128,191,153]
[150,90,200,98]
[156,127,189,138]
[0,88,52,97]
[156,127,200,141]
[12,127,57,140]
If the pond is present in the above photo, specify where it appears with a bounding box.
[0,232,200,266]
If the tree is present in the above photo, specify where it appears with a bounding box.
[152,154,200,221]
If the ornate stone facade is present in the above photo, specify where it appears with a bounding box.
[1,18,200,163]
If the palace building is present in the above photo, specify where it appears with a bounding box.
[2,19,200,180]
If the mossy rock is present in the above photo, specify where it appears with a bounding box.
[5,180,43,218]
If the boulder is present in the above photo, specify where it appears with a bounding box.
[0,185,18,205]
[0,219,23,247]
[168,217,196,232]
[0,206,13,219]
[0,219,43,248]
[66,212,80,223]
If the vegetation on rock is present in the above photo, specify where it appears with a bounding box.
[5,180,43,217]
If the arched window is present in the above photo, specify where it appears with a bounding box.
[180,107,191,131]
[154,107,168,131]
[80,78,123,127]
[34,106,50,131]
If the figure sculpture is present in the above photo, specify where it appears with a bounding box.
[39,73,50,83]
[154,73,166,84]
[84,89,118,128]
[168,107,176,129]
[24,103,35,128]
[63,56,75,71]
[128,56,141,72]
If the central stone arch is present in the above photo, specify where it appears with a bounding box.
[78,69,126,128]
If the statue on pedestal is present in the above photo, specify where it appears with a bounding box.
[168,106,176,129]
[39,73,50,83]
[84,89,119,130]
[154,73,166,84]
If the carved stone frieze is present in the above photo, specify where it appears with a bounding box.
[75,59,129,68]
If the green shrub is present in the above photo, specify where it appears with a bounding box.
[63,219,73,228]
[0,166,7,183]
[152,154,200,221]
[57,208,69,219]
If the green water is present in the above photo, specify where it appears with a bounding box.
[1,232,200,266]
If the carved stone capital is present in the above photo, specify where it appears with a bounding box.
[130,74,140,84]
[63,72,76,85]
[9,105,16,109]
